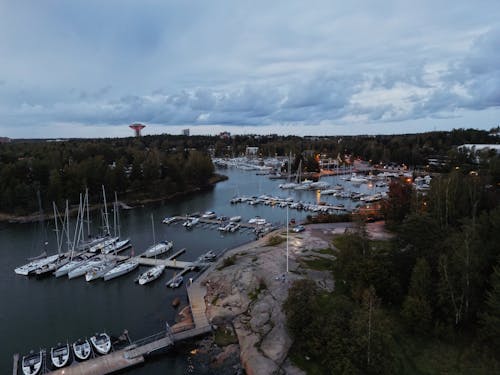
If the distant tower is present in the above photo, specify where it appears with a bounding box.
[129,123,146,137]
[182,128,190,136]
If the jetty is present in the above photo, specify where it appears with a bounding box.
[36,278,212,375]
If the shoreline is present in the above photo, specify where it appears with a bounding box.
[0,173,228,224]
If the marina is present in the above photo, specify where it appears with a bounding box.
[4,167,392,373]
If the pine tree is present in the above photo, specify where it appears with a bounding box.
[479,258,500,347]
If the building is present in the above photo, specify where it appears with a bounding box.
[183,129,190,136]
[0,137,10,143]
[245,146,259,157]
[219,131,231,139]
[458,144,500,154]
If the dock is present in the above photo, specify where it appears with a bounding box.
[37,266,213,375]
[169,216,262,229]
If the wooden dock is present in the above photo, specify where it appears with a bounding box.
[171,216,261,229]
[46,348,145,375]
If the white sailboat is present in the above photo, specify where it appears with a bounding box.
[68,256,105,279]
[137,264,166,285]
[103,260,139,281]
[85,260,117,282]
[142,214,173,257]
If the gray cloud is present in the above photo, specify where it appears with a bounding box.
[0,1,500,137]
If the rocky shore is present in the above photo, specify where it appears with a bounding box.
[187,223,351,375]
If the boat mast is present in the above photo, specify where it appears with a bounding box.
[114,192,121,239]
[53,202,61,255]
[85,188,90,239]
[102,185,110,236]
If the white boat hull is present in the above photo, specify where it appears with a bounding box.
[51,343,70,368]
[103,262,139,281]
[73,339,91,361]
[22,351,42,375]
[90,333,111,355]
[138,265,166,285]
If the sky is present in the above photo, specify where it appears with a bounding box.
[0,0,499,138]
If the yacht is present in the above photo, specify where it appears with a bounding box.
[350,173,369,184]
[73,338,91,361]
[34,255,69,277]
[54,253,95,278]
[21,350,42,375]
[168,275,183,288]
[201,211,216,219]
[137,265,166,285]
[85,260,117,282]
[103,261,139,281]
[15,254,60,276]
[101,239,131,255]
[90,333,111,355]
[89,237,119,253]
[68,257,105,279]
[142,241,173,258]
[50,342,70,368]
[229,215,241,222]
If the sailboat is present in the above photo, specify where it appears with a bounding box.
[137,264,166,285]
[142,214,173,257]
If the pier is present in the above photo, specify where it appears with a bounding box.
[38,279,213,375]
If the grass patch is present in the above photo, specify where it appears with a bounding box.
[217,254,237,270]
[289,350,324,375]
[214,326,238,346]
[300,256,334,271]
[313,248,335,255]
[248,277,268,301]
[267,235,285,246]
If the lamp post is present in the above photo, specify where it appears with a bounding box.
[286,204,289,273]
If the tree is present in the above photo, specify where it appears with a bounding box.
[479,257,500,348]
[383,180,413,224]
[401,258,433,334]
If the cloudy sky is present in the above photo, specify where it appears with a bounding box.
[1,0,499,138]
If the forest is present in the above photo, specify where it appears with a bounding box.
[0,127,498,216]
[284,165,500,373]
[0,135,214,216]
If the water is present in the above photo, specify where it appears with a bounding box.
[0,168,386,373]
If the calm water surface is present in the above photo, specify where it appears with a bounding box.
[0,168,385,373]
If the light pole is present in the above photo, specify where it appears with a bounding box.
[286,204,289,273]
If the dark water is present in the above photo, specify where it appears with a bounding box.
[0,168,385,373]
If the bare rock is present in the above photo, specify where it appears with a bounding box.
[260,322,292,364]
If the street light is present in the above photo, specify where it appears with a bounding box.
[286,204,289,273]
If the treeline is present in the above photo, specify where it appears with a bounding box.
[214,127,499,168]
[284,169,500,373]
[0,136,214,215]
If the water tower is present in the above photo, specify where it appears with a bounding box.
[129,123,146,137]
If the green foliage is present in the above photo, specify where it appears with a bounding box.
[214,326,238,346]
[479,258,500,348]
[266,235,285,246]
[217,254,237,270]
[0,136,216,215]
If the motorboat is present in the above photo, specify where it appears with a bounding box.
[68,257,105,279]
[229,216,241,222]
[168,275,183,288]
[101,239,131,255]
[142,240,173,258]
[198,250,216,262]
[90,333,111,355]
[50,342,70,368]
[201,211,216,219]
[103,261,139,281]
[137,265,166,285]
[183,217,199,229]
[21,350,42,375]
[162,217,176,225]
[73,338,91,361]
[85,260,117,282]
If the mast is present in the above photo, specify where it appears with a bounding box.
[65,200,72,259]
[85,188,90,239]
[151,214,156,246]
[53,202,61,255]
[114,192,121,239]
[102,185,110,236]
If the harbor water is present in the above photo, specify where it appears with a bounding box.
[0,168,386,373]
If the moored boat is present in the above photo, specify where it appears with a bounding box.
[103,261,139,281]
[73,338,91,361]
[50,342,70,368]
[168,275,183,288]
[137,265,166,285]
[68,257,105,279]
[142,241,173,258]
[85,260,117,282]
[21,350,42,375]
[90,333,111,355]
[101,239,131,255]
[54,253,95,278]
[229,215,241,222]
[201,211,216,219]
